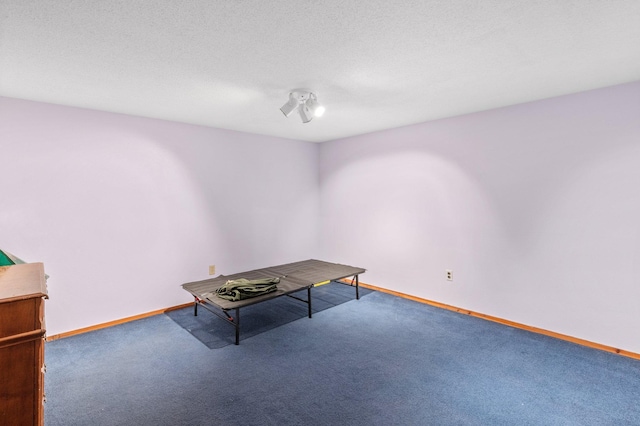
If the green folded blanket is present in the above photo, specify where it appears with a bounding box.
[210,277,280,301]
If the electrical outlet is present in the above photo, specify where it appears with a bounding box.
[446,269,453,281]
[209,265,216,275]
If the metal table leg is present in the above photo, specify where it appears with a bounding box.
[234,308,240,345]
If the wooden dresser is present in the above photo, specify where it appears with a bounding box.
[0,263,48,426]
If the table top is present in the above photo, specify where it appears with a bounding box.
[182,259,365,310]
[0,263,47,303]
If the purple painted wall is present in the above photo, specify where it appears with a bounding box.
[319,81,640,353]
[3,81,639,353]
[0,97,320,335]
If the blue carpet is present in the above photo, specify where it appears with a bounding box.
[44,290,640,425]
[165,281,372,348]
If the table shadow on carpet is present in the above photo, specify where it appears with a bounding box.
[166,281,372,349]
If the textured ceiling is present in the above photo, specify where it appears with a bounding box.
[2,1,639,142]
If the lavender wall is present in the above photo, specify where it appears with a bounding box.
[0,97,320,336]
[3,81,639,352]
[319,81,640,353]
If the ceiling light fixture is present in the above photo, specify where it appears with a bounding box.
[280,89,324,123]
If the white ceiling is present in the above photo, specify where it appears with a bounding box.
[2,1,639,142]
